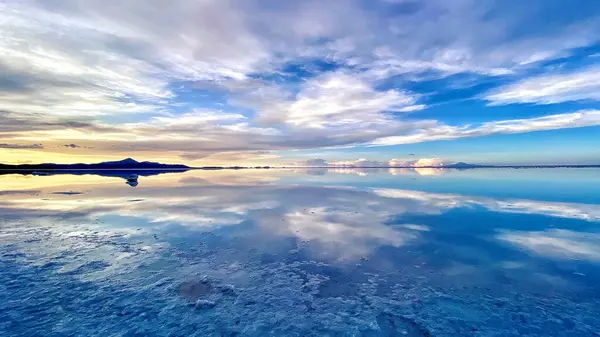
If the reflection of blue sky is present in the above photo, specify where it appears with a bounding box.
[1,170,600,335]
[287,167,600,204]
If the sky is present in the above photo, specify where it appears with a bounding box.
[1,0,600,166]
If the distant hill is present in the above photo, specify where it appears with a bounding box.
[442,162,482,169]
[0,158,189,171]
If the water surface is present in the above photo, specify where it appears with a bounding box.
[1,168,599,336]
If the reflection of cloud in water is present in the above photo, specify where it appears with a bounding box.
[3,173,600,265]
[498,229,600,261]
[1,182,424,261]
[178,172,279,186]
[388,167,413,176]
[374,188,600,222]
[258,207,416,260]
[328,168,387,176]
[413,167,444,176]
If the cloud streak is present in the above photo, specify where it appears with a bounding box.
[0,143,43,149]
[485,65,600,105]
[371,110,600,146]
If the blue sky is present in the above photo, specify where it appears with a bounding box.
[1,0,600,165]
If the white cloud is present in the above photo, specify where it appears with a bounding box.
[400,224,431,231]
[5,108,600,164]
[371,110,600,146]
[0,0,273,120]
[258,72,422,128]
[388,159,413,167]
[307,157,452,168]
[485,66,600,105]
[329,158,388,167]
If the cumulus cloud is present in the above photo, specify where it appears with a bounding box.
[258,72,422,128]
[329,158,388,167]
[388,159,413,167]
[411,158,446,167]
[297,157,452,168]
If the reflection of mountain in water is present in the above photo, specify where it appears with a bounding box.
[0,169,187,187]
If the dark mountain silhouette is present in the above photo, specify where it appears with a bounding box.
[0,158,190,187]
[0,158,189,171]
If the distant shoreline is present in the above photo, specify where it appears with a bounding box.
[1,165,600,172]
[1,164,599,173]
[287,165,600,169]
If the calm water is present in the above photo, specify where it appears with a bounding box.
[1,168,600,336]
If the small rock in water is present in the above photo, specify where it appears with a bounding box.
[376,312,431,336]
[218,284,236,295]
[195,299,216,309]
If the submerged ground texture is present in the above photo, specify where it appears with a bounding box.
[1,216,598,337]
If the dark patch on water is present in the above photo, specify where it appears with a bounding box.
[373,312,432,336]
[314,267,370,298]
[62,261,111,275]
[177,279,215,302]
[52,191,83,195]
[317,279,361,298]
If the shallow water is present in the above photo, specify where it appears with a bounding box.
[1,168,600,336]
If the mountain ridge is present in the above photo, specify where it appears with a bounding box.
[0,158,189,171]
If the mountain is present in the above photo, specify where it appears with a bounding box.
[0,158,189,171]
[443,162,482,169]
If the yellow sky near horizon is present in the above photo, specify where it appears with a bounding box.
[0,148,278,166]
[1,149,179,165]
